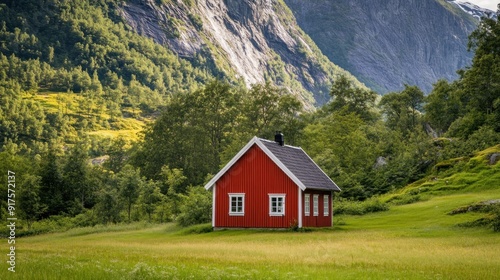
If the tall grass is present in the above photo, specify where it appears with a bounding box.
[4,203,500,280]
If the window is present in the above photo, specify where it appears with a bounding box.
[229,193,245,216]
[269,194,286,216]
[323,195,329,216]
[304,194,310,216]
[313,194,319,216]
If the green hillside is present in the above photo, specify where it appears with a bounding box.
[342,144,500,232]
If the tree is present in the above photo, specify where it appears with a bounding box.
[192,80,241,172]
[19,174,46,230]
[380,85,424,135]
[328,75,378,122]
[132,92,207,184]
[459,14,500,132]
[39,150,67,217]
[160,165,187,216]
[103,137,128,173]
[241,82,303,140]
[133,80,243,185]
[424,80,461,135]
[62,141,94,212]
[139,180,163,222]
[300,112,382,200]
[117,164,141,222]
[95,186,121,224]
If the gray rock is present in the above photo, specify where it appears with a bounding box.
[489,153,500,165]
[374,156,388,169]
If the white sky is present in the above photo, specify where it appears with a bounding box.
[466,0,498,11]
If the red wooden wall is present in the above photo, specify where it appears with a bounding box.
[302,190,332,227]
[214,144,299,228]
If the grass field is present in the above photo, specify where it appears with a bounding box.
[3,192,500,279]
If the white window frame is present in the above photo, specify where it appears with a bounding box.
[304,194,310,216]
[268,194,286,216]
[313,194,319,216]
[323,194,329,216]
[228,193,245,216]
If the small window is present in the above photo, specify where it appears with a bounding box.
[323,195,329,216]
[304,194,310,216]
[269,194,286,216]
[313,194,319,216]
[229,193,245,216]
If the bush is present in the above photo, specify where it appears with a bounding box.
[179,223,213,234]
[176,186,212,227]
[333,198,389,215]
[492,206,500,232]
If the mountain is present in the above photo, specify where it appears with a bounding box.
[447,1,497,20]
[284,0,483,94]
[118,0,365,107]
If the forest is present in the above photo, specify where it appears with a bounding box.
[0,0,499,234]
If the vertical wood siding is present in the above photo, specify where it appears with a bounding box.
[302,190,332,227]
[215,144,299,228]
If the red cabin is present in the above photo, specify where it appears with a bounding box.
[204,133,340,229]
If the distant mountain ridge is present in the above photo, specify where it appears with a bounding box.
[447,1,498,20]
[284,0,487,94]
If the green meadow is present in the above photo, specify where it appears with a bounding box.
[3,197,500,279]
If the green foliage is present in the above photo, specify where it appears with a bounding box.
[139,180,163,222]
[493,205,500,232]
[133,80,303,187]
[188,13,203,31]
[300,111,383,199]
[117,164,142,222]
[132,79,239,185]
[18,174,46,230]
[63,141,96,210]
[178,223,213,234]
[333,197,389,215]
[241,82,303,140]
[328,74,378,122]
[95,186,122,224]
[379,84,425,135]
[424,79,461,135]
[176,187,212,227]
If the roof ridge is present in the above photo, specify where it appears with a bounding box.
[257,137,302,149]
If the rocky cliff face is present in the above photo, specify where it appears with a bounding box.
[285,0,480,94]
[119,0,364,107]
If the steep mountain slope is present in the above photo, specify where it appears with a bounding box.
[118,0,365,106]
[285,0,482,94]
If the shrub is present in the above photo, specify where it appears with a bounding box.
[176,186,212,227]
[179,223,213,234]
[333,198,389,215]
[492,206,500,232]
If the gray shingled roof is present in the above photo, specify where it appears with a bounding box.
[260,139,340,191]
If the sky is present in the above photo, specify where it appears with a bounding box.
[466,0,498,11]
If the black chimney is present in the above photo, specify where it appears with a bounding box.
[275,131,284,146]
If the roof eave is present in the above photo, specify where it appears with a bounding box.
[204,136,260,190]
[299,147,341,192]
